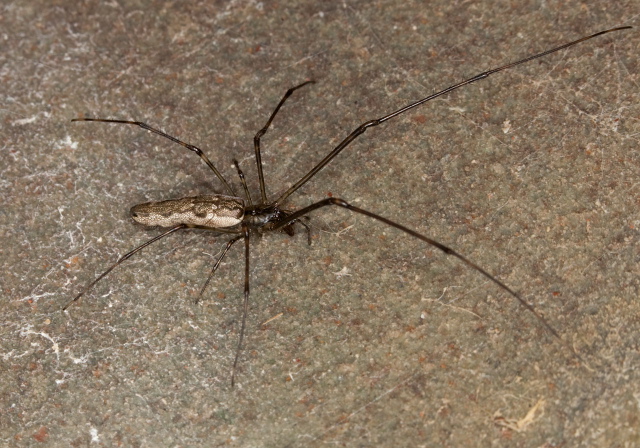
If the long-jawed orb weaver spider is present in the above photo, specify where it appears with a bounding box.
[64,27,631,386]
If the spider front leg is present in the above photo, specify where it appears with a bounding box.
[272,197,586,366]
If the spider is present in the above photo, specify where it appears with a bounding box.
[64,26,630,385]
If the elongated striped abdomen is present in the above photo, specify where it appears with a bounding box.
[130,195,244,228]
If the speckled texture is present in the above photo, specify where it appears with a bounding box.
[131,195,245,228]
[2,1,638,447]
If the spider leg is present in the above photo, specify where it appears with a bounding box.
[197,235,243,303]
[63,224,187,310]
[231,225,250,387]
[272,27,631,207]
[233,159,253,206]
[254,80,315,204]
[272,197,586,366]
[71,118,235,196]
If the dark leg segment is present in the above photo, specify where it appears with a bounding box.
[197,235,243,302]
[233,159,252,206]
[63,224,187,310]
[271,27,631,206]
[254,80,315,205]
[297,217,312,246]
[272,198,585,365]
[231,225,250,387]
[71,118,235,196]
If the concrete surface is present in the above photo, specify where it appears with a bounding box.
[1,0,638,446]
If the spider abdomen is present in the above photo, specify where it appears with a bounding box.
[130,194,245,228]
